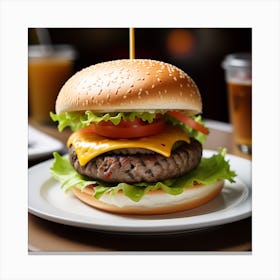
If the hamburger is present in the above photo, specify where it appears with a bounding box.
[50,59,236,215]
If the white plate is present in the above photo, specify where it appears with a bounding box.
[28,150,252,234]
[28,125,65,160]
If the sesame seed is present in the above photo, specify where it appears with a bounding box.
[145,90,149,95]
[173,77,177,81]
[151,84,155,89]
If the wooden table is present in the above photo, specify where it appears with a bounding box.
[28,120,252,252]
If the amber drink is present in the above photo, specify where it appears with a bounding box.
[222,53,252,156]
[28,45,76,124]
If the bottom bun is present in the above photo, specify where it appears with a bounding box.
[72,180,224,215]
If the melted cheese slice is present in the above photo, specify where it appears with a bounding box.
[67,125,190,166]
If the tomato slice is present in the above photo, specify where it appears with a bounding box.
[92,117,166,139]
[166,111,209,135]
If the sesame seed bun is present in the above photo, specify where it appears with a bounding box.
[55,59,202,114]
[71,180,224,215]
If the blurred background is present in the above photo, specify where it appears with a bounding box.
[28,28,251,123]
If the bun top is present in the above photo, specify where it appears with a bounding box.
[55,59,202,114]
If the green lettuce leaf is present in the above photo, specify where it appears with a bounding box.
[50,111,160,132]
[50,152,99,190]
[50,149,236,203]
[50,112,88,132]
[165,114,207,144]
[50,110,208,143]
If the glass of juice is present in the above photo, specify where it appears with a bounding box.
[28,45,76,124]
[222,53,252,157]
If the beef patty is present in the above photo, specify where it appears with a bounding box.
[69,140,202,183]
